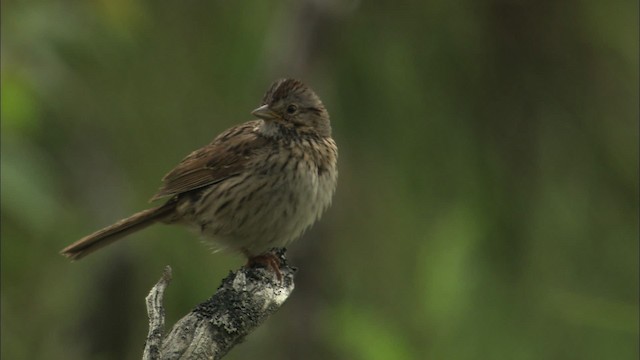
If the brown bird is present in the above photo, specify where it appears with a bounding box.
[61,79,338,275]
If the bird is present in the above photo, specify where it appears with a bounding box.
[60,79,338,277]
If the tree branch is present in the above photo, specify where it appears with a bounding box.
[143,249,295,360]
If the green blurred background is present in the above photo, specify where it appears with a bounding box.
[2,0,638,359]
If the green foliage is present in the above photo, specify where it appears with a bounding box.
[2,0,637,359]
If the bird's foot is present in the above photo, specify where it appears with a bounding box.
[245,252,282,281]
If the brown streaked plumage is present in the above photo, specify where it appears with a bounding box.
[61,79,338,274]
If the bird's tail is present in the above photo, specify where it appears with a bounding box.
[60,201,176,260]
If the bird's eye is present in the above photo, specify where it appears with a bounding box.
[286,104,298,114]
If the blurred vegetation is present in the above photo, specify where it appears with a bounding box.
[1,0,637,359]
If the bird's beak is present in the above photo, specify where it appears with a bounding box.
[251,104,279,120]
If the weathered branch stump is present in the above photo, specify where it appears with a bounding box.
[143,249,295,360]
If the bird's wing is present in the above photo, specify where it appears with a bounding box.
[150,121,267,201]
